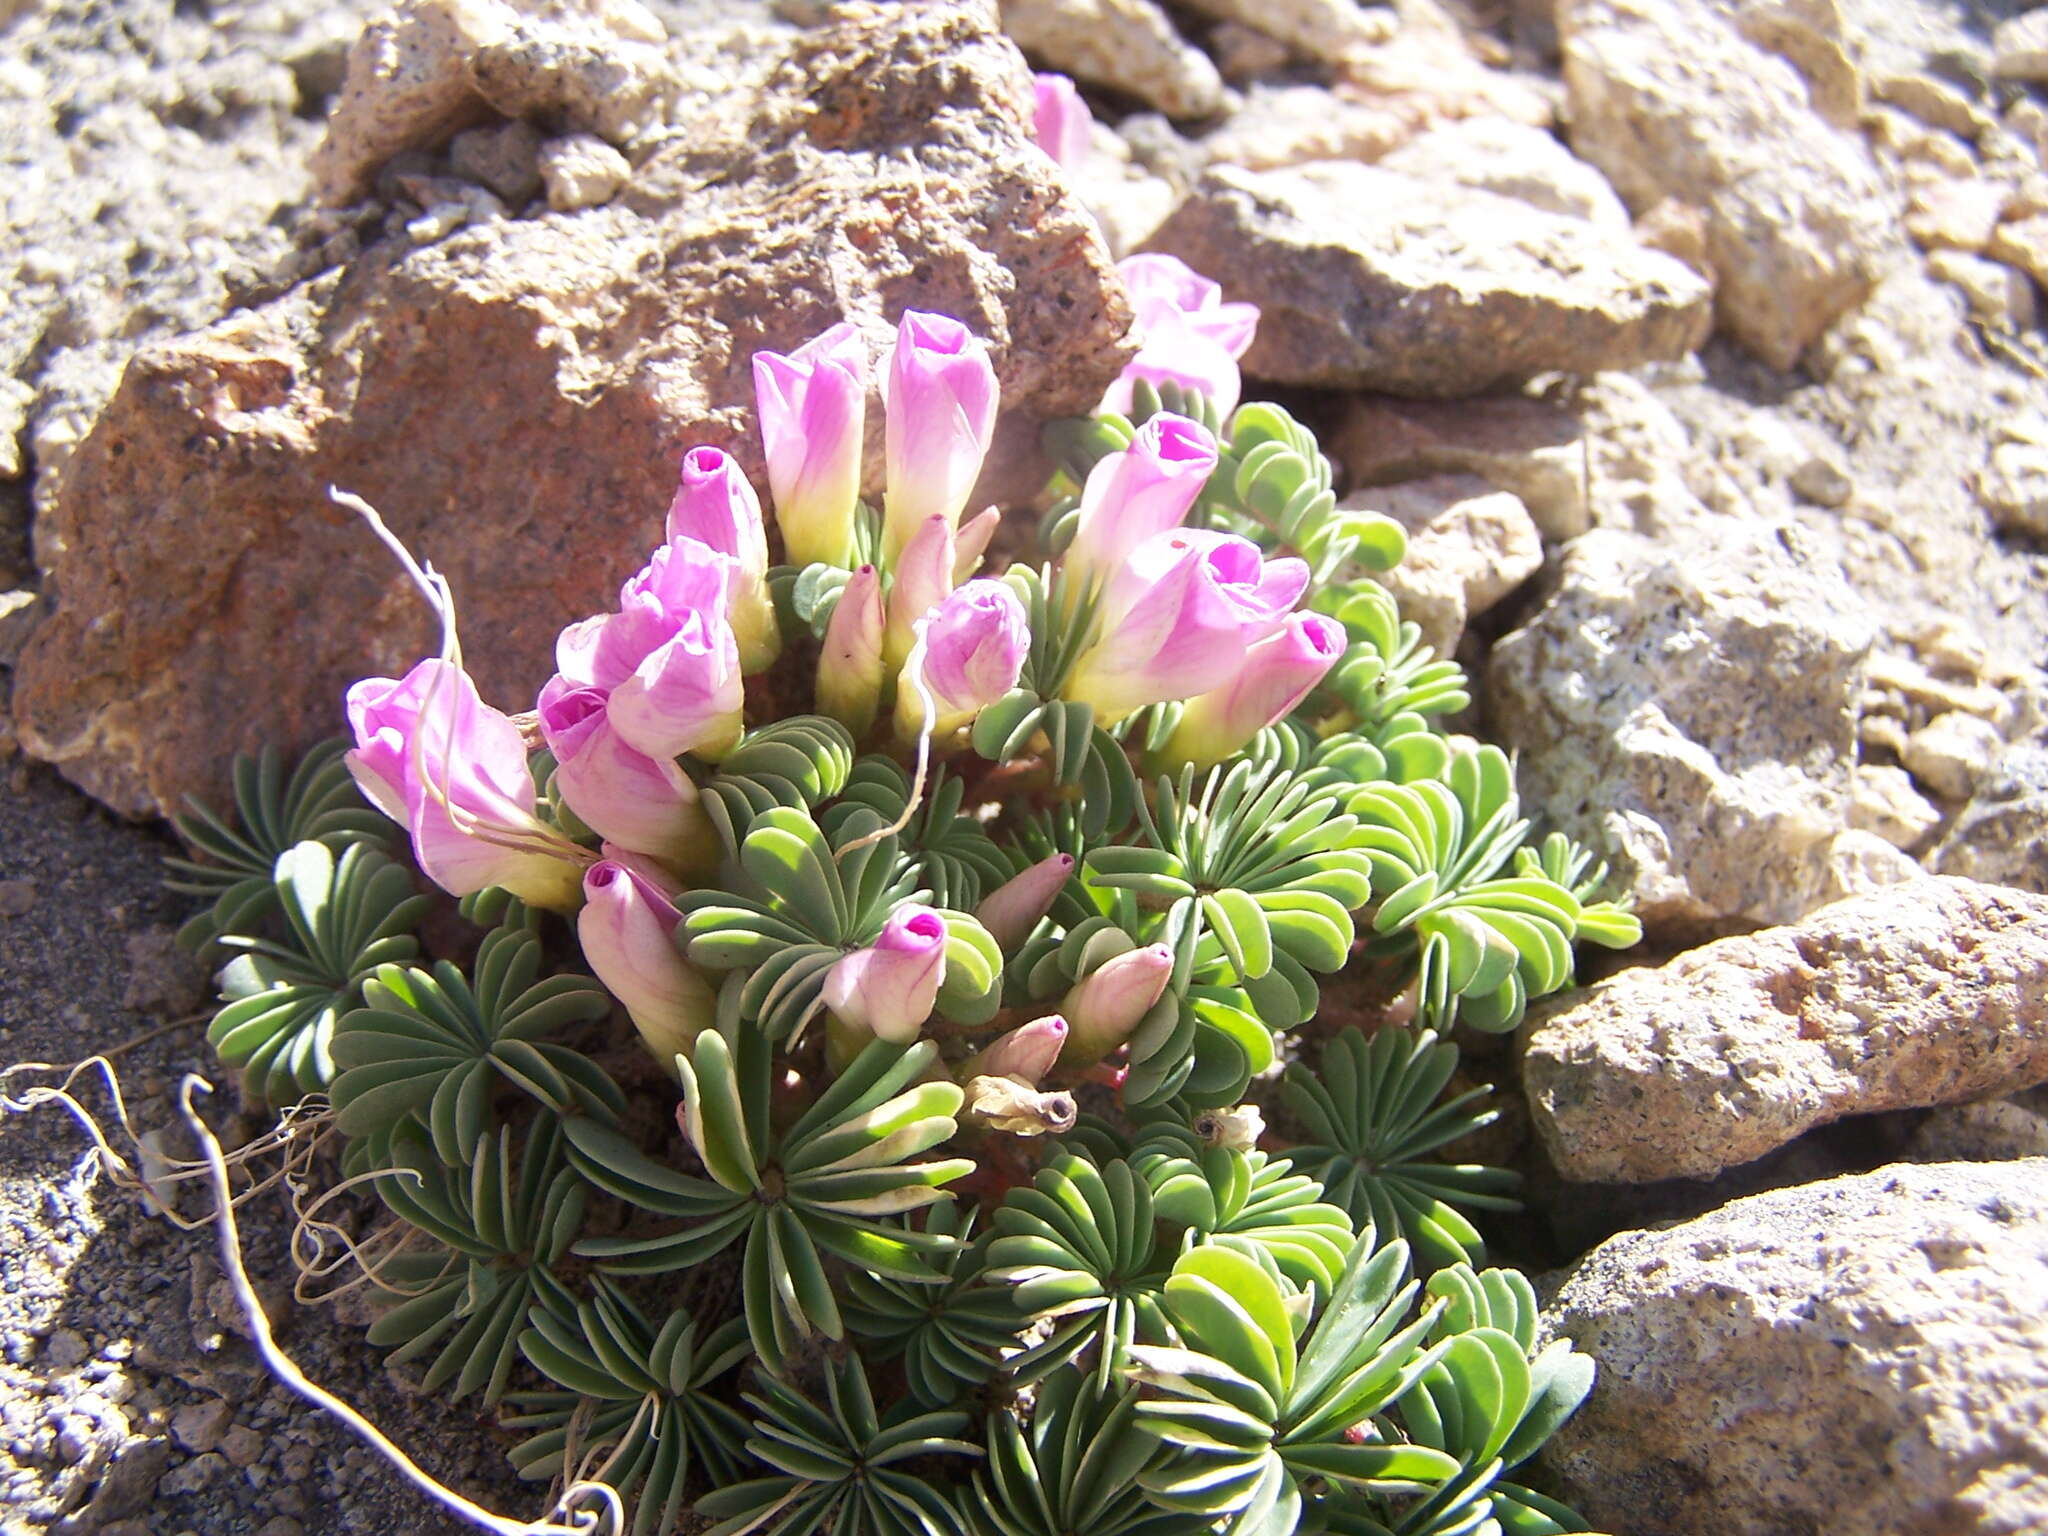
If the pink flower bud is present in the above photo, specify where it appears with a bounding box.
[823,904,949,1044]
[1032,73,1092,173]
[1064,530,1309,720]
[816,563,885,735]
[537,675,713,869]
[884,514,956,669]
[896,579,1030,739]
[579,541,745,764]
[1058,944,1174,1068]
[667,446,780,674]
[953,507,1001,583]
[346,659,583,910]
[961,1015,1068,1086]
[1159,612,1346,770]
[1102,254,1260,420]
[1061,412,1218,599]
[578,855,718,1066]
[754,321,868,569]
[882,311,999,563]
[974,853,1075,950]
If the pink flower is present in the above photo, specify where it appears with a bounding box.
[974,853,1075,950]
[753,321,868,569]
[1063,530,1309,719]
[897,579,1030,738]
[578,853,717,1065]
[1032,73,1092,173]
[882,311,999,562]
[884,514,956,669]
[823,904,949,1044]
[345,659,583,910]
[1061,412,1218,599]
[961,1015,1068,1086]
[1102,254,1260,420]
[666,446,779,674]
[1160,612,1346,769]
[558,540,744,763]
[1058,944,1173,1068]
[536,675,713,871]
[816,563,885,735]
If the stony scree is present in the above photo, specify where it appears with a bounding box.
[1341,478,1542,657]
[1486,521,1876,935]
[1537,1159,2048,1536]
[1523,877,2048,1183]
[1934,738,2048,894]
[9,0,1134,820]
[1142,161,1712,395]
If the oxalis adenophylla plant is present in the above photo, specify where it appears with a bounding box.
[171,121,1642,1536]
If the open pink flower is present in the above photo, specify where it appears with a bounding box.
[1102,254,1260,419]
[898,579,1029,739]
[666,446,779,674]
[346,659,582,910]
[1161,611,1346,769]
[536,675,711,870]
[1061,411,1218,598]
[1032,73,1092,173]
[882,311,999,562]
[753,322,867,569]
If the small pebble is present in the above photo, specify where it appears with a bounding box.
[170,1398,232,1455]
[0,878,36,917]
[221,1423,262,1468]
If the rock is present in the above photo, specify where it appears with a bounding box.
[1977,436,2048,539]
[1336,15,1557,131]
[0,588,39,665]
[1175,0,1392,64]
[1329,394,1588,540]
[1928,248,2038,331]
[1344,481,1542,655]
[1934,740,2048,892]
[1903,710,2004,801]
[1816,825,1926,903]
[1198,84,1409,170]
[1377,116,1630,227]
[1994,9,2048,84]
[1488,524,1874,933]
[1787,451,1853,508]
[1630,197,1714,285]
[80,1437,172,1523]
[1904,178,2009,254]
[1537,1160,2048,1536]
[998,0,1227,119]
[11,0,1133,818]
[1986,213,2048,290]
[1524,878,2048,1182]
[311,0,675,204]
[1871,70,1997,141]
[220,1423,263,1469]
[1208,22,1291,83]
[168,1399,232,1456]
[1144,162,1711,396]
[448,117,544,204]
[1560,0,1898,370]
[0,879,36,918]
[1910,1087,2048,1161]
[1850,762,1942,852]
[537,131,630,210]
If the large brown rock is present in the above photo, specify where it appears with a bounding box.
[12,0,1133,819]
[1144,162,1710,396]
[1523,877,2048,1183]
[1539,1160,2048,1536]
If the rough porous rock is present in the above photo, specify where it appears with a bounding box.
[1903,709,2004,801]
[1342,480,1542,655]
[537,130,630,209]
[1538,1160,2048,1536]
[1488,524,1874,932]
[1929,247,2038,330]
[998,0,1226,119]
[1144,162,1710,395]
[1176,0,1392,64]
[1523,877,2048,1182]
[1995,8,2048,83]
[1850,761,1942,852]
[1935,739,2048,893]
[1560,0,1899,369]
[1330,393,1589,540]
[1910,1087,2048,1162]
[1198,83,1409,170]
[1976,433,2048,538]
[11,0,1133,818]
[1376,116,1630,227]
[310,0,675,204]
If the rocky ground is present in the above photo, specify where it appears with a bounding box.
[3,0,2048,1531]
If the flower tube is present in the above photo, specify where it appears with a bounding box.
[1158,611,1346,770]
[882,311,999,562]
[1057,944,1174,1068]
[816,563,885,735]
[666,446,780,674]
[1061,411,1218,601]
[536,674,714,872]
[974,853,1075,950]
[753,321,867,569]
[823,905,949,1045]
[884,513,956,669]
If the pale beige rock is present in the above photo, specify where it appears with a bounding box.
[11,0,1133,818]
[1872,69,1997,140]
[1910,1087,2048,1161]
[1816,826,1926,903]
[1630,197,1714,285]
[1851,762,1942,851]
[1174,0,1393,64]
[1560,0,1899,370]
[1538,1160,2048,1535]
[1977,437,2048,539]
[537,130,628,210]
[1934,740,2048,893]
[1488,524,1874,933]
[1208,22,1291,83]
[1330,394,1589,541]
[1904,710,2005,800]
[1199,84,1408,170]
[449,117,544,204]
[1904,178,2008,253]
[1377,116,1630,227]
[1993,9,2048,84]
[1929,247,2039,330]
[1987,212,2048,289]
[1337,16,1556,130]
[1525,878,2048,1182]
[999,0,1226,119]
[1343,482,1541,655]
[1145,162,1711,396]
